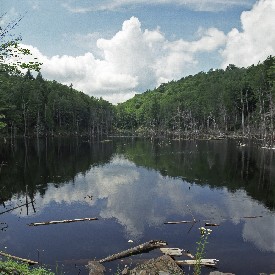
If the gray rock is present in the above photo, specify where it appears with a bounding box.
[87,260,106,275]
[128,255,184,275]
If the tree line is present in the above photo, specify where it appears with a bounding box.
[0,55,275,141]
[116,56,275,144]
[0,70,114,138]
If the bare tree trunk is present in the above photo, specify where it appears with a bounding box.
[241,90,245,137]
[269,90,274,144]
[22,101,28,137]
[36,109,40,139]
[245,89,250,135]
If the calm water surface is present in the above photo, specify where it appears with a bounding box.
[0,138,274,274]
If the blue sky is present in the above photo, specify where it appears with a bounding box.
[1,0,275,103]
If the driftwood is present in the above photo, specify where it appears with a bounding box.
[182,250,195,259]
[98,240,168,263]
[160,248,183,256]
[28,217,98,226]
[0,251,38,265]
[176,259,219,267]
[219,215,263,221]
[165,215,263,225]
[160,247,195,259]
[164,220,196,224]
[205,223,220,227]
[0,201,35,215]
[240,215,263,219]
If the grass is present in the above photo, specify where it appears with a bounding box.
[0,258,54,275]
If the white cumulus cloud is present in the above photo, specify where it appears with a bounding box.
[221,0,275,68]
[21,16,225,103]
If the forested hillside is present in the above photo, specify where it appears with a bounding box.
[0,56,275,141]
[116,56,275,142]
[0,70,114,138]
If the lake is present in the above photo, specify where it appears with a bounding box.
[0,137,274,274]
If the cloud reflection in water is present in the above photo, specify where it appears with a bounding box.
[10,155,275,252]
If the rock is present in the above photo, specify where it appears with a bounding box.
[122,267,129,275]
[128,255,184,275]
[87,260,106,275]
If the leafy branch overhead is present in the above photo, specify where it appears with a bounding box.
[0,12,43,129]
[0,13,42,75]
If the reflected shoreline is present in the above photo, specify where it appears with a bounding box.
[0,137,274,210]
[0,137,275,274]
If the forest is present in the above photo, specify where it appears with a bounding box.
[116,56,275,143]
[0,56,275,142]
[0,70,114,139]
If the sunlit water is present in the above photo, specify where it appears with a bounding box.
[0,138,274,274]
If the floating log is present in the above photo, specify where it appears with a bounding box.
[176,259,219,267]
[205,223,220,227]
[165,215,263,225]
[242,215,263,219]
[218,215,263,222]
[0,251,38,265]
[28,217,98,226]
[164,220,196,224]
[160,247,195,259]
[182,250,195,259]
[0,201,35,215]
[98,240,168,263]
[160,248,183,256]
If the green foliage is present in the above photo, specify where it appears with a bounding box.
[0,40,42,75]
[0,114,6,129]
[0,73,114,136]
[0,13,42,130]
[0,13,42,75]
[0,259,54,275]
[116,56,275,140]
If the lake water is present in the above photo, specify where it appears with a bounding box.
[0,138,274,274]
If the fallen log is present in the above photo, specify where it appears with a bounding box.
[160,247,195,259]
[0,251,38,265]
[98,240,167,263]
[165,215,263,225]
[219,215,263,221]
[182,250,195,259]
[241,215,263,219]
[205,223,220,227]
[164,220,196,224]
[160,248,183,256]
[28,217,98,226]
[176,259,219,267]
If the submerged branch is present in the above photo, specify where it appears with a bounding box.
[0,251,38,265]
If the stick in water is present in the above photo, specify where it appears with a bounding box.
[28,217,98,226]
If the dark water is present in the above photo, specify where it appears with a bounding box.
[0,138,274,274]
